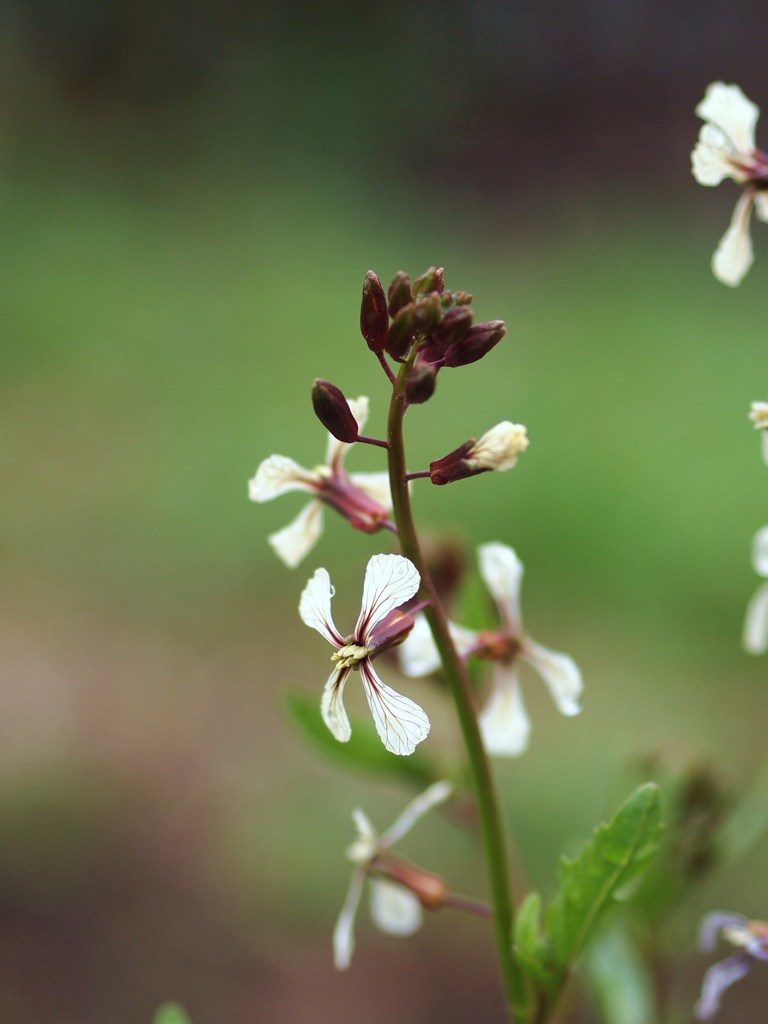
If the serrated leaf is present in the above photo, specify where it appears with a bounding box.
[547,783,662,972]
[284,690,435,785]
[514,891,552,984]
[152,1004,191,1024]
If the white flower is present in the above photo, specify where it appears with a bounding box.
[743,526,768,654]
[749,401,768,464]
[692,82,768,286]
[429,421,529,485]
[299,553,431,755]
[333,780,452,970]
[249,396,392,567]
[400,542,582,757]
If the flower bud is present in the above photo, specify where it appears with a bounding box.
[431,305,474,349]
[405,361,437,404]
[360,271,389,353]
[444,320,505,368]
[386,304,416,360]
[411,266,445,297]
[377,856,448,910]
[311,379,359,443]
[387,272,412,319]
[453,291,473,305]
[429,422,529,485]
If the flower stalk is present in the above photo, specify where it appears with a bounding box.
[386,354,530,1021]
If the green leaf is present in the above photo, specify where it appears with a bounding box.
[547,783,662,972]
[514,891,552,985]
[583,923,657,1024]
[152,1004,191,1024]
[283,690,435,785]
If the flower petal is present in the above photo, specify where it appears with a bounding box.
[299,567,345,646]
[523,639,583,716]
[696,82,759,154]
[698,911,750,952]
[694,952,753,1021]
[691,124,743,186]
[755,192,768,223]
[333,867,366,970]
[712,191,755,287]
[325,395,370,468]
[752,525,768,576]
[478,543,523,632]
[478,664,531,757]
[743,581,768,655]
[359,661,430,755]
[268,500,324,568]
[248,454,318,501]
[349,471,393,510]
[356,554,421,641]
[381,780,453,847]
[321,667,353,742]
[398,615,479,677]
[369,878,423,936]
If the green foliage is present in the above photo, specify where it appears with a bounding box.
[284,690,436,785]
[152,1004,191,1024]
[583,923,656,1024]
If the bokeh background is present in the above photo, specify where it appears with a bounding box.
[3,2,768,1021]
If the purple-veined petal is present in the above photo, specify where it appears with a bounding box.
[349,471,393,510]
[523,639,583,716]
[359,661,429,755]
[743,581,768,655]
[752,525,768,577]
[694,952,753,1020]
[696,82,759,154]
[268,500,324,568]
[325,395,370,468]
[356,554,421,641]
[691,124,743,186]
[712,191,755,287]
[398,615,479,677]
[478,664,531,757]
[249,454,319,501]
[299,567,345,646]
[699,911,750,952]
[381,780,453,847]
[321,666,353,742]
[478,543,524,633]
[369,878,423,936]
[333,867,366,970]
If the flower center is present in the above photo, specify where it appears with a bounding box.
[332,642,370,669]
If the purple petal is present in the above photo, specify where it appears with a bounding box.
[694,953,752,1020]
[698,911,749,952]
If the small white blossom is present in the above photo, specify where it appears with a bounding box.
[400,542,582,757]
[249,396,392,567]
[749,401,768,464]
[694,911,768,1020]
[692,82,768,286]
[743,526,768,654]
[299,553,430,755]
[333,781,452,969]
[466,422,529,472]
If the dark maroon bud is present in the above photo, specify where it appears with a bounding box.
[453,291,474,305]
[428,440,476,485]
[311,379,359,442]
[444,320,505,368]
[360,271,389,353]
[386,304,416,360]
[411,266,445,297]
[413,291,443,332]
[405,361,437,404]
[431,305,474,348]
[387,272,412,319]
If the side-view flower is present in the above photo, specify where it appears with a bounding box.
[749,400,768,464]
[333,780,452,969]
[743,525,768,655]
[299,553,431,755]
[691,81,768,286]
[694,911,768,1019]
[400,542,582,756]
[249,396,392,567]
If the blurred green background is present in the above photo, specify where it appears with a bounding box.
[3,1,768,1021]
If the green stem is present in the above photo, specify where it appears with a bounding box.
[386,358,530,1021]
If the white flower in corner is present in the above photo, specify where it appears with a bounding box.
[692,82,768,286]
[334,780,452,970]
[743,526,768,654]
[299,553,430,755]
[248,396,392,567]
[748,401,768,464]
[400,542,582,757]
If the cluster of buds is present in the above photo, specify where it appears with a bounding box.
[360,267,506,403]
